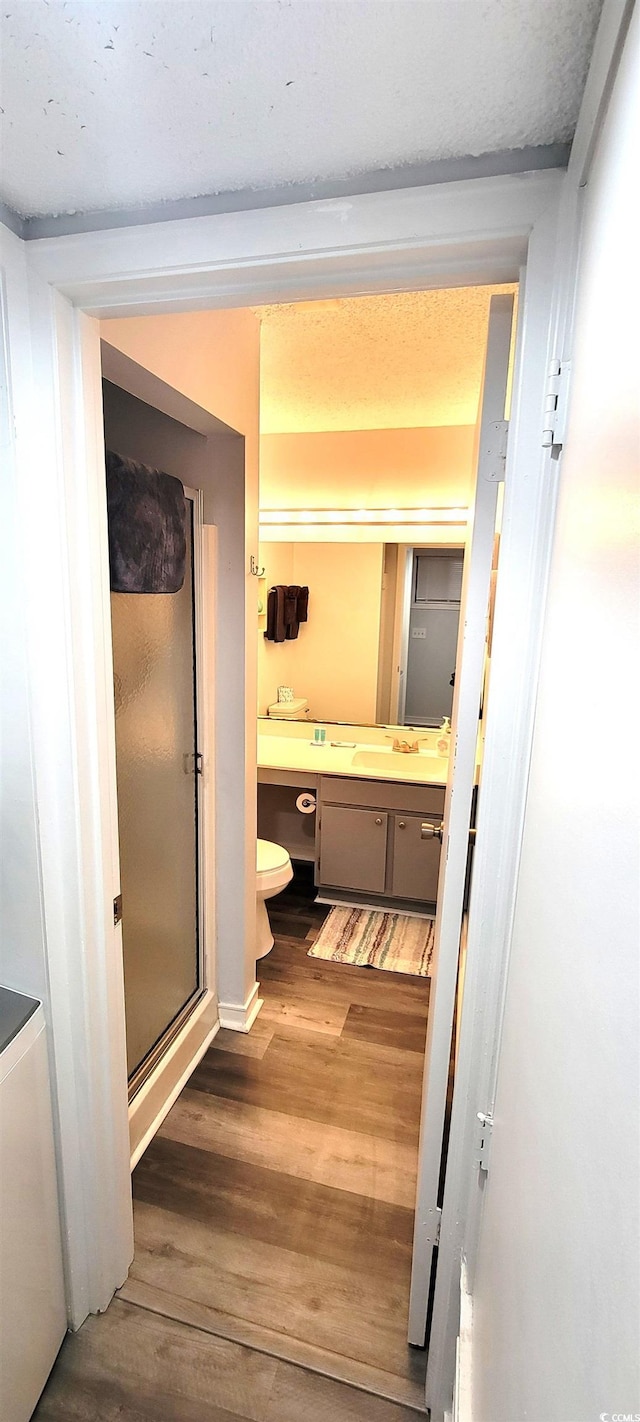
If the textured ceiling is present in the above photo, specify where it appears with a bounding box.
[255,285,517,433]
[0,0,602,219]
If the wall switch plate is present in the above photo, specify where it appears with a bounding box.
[411,627,427,638]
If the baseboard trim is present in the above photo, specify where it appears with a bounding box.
[218,981,263,1033]
[315,890,436,920]
[118,1277,427,1413]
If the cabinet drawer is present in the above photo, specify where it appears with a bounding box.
[320,775,445,816]
[318,805,388,893]
[390,814,441,902]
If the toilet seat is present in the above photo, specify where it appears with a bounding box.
[256,838,293,898]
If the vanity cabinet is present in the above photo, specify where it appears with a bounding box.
[317,805,388,894]
[318,776,445,907]
[390,813,441,902]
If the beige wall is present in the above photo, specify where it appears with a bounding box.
[260,425,475,511]
[258,541,384,723]
[102,309,259,450]
[257,541,295,715]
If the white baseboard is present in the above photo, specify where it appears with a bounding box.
[218,981,263,1033]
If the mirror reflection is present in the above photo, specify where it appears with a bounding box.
[258,541,464,728]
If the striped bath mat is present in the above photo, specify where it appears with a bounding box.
[308,907,435,978]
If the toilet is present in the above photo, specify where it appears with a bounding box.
[256,838,293,959]
[267,696,309,719]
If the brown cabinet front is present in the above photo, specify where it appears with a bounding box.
[318,805,388,893]
[390,814,441,902]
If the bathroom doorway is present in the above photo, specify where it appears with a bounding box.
[111,285,515,1407]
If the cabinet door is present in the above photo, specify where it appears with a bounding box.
[318,805,388,893]
[391,814,441,902]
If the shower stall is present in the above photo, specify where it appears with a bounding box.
[110,488,203,1095]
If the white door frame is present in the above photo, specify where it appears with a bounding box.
[2,169,566,1350]
[408,293,514,1344]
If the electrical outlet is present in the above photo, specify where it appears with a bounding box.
[411,627,427,639]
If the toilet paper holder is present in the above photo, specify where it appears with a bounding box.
[296,793,316,814]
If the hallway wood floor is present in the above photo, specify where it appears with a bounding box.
[126,868,431,1407]
[34,1297,424,1420]
[35,868,431,1419]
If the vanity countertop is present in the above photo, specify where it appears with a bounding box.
[258,733,450,787]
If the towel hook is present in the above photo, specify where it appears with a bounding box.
[249,555,265,578]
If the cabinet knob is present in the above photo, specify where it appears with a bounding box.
[398,820,406,829]
[375,817,383,826]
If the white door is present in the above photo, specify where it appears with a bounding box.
[408,293,514,1344]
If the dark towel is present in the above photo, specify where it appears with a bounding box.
[266,585,287,642]
[106,450,186,594]
[265,583,310,641]
[284,584,300,639]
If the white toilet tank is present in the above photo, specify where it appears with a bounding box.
[267,696,309,719]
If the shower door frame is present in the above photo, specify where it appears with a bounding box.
[99,343,224,1171]
[124,485,213,1159]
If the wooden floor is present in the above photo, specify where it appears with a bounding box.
[35,867,431,1419]
[34,1297,423,1420]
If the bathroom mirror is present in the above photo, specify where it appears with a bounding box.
[257,541,464,728]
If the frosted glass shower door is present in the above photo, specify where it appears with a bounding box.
[111,496,201,1084]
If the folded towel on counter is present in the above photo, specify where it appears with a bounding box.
[106,450,187,594]
[265,584,310,641]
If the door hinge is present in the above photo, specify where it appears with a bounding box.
[424,1206,442,1248]
[113,894,123,927]
[482,418,509,482]
[476,1111,494,1172]
[542,358,572,450]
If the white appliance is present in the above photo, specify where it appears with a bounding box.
[0,989,66,1422]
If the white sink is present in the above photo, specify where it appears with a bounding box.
[351,748,444,773]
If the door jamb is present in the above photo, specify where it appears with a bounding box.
[9,172,564,1356]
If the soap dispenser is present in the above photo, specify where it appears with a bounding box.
[437,717,451,756]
